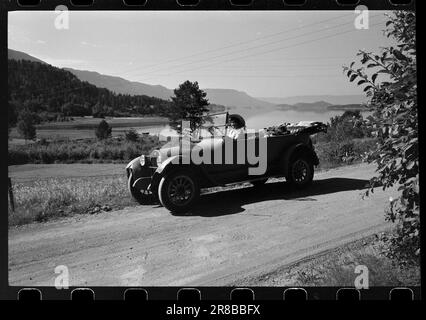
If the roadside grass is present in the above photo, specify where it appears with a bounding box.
[293,236,420,287]
[8,175,136,226]
[248,235,420,287]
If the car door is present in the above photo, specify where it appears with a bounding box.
[201,136,249,185]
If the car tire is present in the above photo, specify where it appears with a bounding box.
[251,179,268,187]
[287,154,314,189]
[128,173,155,205]
[158,169,200,215]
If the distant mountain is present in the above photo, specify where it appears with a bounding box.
[257,95,367,106]
[204,89,274,109]
[277,101,365,112]
[277,101,332,112]
[327,104,366,111]
[64,69,274,110]
[64,68,174,101]
[8,49,46,64]
[8,49,366,116]
[64,69,274,109]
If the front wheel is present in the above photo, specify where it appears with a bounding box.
[158,169,200,214]
[287,155,314,189]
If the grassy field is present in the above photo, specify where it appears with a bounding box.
[9,163,125,182]
[9,116,169,143]
[8,164,133,226]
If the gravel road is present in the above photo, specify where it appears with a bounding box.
[9,163,395,287]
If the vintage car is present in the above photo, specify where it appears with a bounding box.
[126,112,327,214]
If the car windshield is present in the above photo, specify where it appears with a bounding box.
[194,112,228,138]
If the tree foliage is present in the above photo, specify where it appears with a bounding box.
[17,110,37,141]
[343,11,418,262]
[317,110,372,143]
[95,120,112,140]
[125,128,140,142]
[168,81,210,132]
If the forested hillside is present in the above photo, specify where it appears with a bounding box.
[8,59,173,127]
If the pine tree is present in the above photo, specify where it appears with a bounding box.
[17,110,37,141]
[169,81,209,132]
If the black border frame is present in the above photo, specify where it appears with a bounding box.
[1,0,422,302]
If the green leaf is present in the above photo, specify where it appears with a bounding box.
[372,74,378,83]
[350,74,358,82]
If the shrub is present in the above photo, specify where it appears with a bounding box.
[17,111,37,141]
[343,11,419,262]
[8,135,164,165]
[314,138,377,168]
[125,129,140,142]
[95,120,112,140]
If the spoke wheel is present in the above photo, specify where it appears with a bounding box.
[167,175,195,207]
[292,160,309,183]
[287,155,314,189]
[158,170,200,214]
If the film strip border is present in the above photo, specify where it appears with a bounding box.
[1,0,420,302]
[3,0,417,10]
[9,286,421,300]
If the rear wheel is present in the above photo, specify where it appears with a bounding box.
[287,154,314,189]
[128,173,154,205]
[158,169,200,214]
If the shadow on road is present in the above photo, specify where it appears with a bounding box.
[187,177,370,217]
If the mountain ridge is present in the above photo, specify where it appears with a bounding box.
[257,95,367,106]
[8,49,367,113]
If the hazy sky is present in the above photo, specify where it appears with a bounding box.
[9,10,393,97]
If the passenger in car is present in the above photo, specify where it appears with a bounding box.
[227,114,246,139]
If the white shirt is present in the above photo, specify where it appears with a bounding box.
[227,128,245,139]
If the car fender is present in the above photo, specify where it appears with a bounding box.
[126,157,142,178]
[151,155,216,191]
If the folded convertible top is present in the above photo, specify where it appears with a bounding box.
[264,121,328,137]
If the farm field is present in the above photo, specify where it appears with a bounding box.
[8,163,125,182]
[8,116,169,143]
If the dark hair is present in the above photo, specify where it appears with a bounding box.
[228,114,245,129]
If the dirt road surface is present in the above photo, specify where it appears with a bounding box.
[9,163,396,287]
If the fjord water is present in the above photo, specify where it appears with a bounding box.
[139,109,371,139]
[245,109,347,129]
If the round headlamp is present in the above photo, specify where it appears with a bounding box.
[139,155,146,166]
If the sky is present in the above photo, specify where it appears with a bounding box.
[8,10,393,98]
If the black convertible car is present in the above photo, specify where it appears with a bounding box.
[126,112,327,214]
